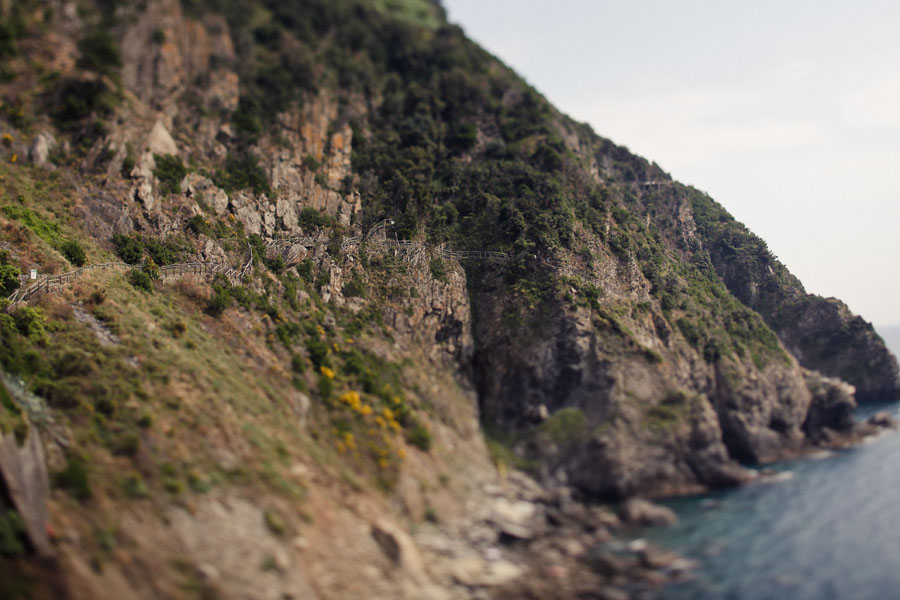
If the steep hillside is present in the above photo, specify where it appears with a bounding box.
[0,0,897,598]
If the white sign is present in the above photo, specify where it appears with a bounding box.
[30,269,37,280]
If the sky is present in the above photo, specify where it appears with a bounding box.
[443,0,900,326]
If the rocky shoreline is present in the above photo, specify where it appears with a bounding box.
[384,411,900,600]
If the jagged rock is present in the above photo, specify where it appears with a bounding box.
[285,244,308,265]
[147,120,178,156]
[289,392,310,427]
[181,173,230,216]
[27,132,57,167]
[619,498,677,527]
[131,151,156,210]
[588,551,632,577]
[803,370,856,437]
[867,411,899,429]
[490,499,540,540]
[449,555,524,587]
[371,518,430,585]
[0,422,52,557]
[593,587,630,600]
[396,475,426,522]
[638,545,682,569]
[231,191,263,235]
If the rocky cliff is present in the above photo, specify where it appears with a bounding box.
[0,0,897,598]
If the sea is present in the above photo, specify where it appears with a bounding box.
[645,325,900,600]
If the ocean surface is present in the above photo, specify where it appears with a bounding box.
[645,327,900,600]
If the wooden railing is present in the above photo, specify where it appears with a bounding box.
[6,231,609,305]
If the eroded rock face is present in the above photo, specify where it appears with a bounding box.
[470,250,859,500]
[673,197,900,405]
[775,297,900,403]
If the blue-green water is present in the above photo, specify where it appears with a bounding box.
[647,330,900,600]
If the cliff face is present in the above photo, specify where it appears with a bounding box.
[678,189,900,403]
[0,0,897,598]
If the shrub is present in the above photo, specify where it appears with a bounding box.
[51,78,117,128]
[128,268,153,291]
[186,215,213,237]
[298,208,332,230]
[265,255,285,274]
[306,338,330,369]
[0,510,26,556]
[447,122,477,153]
[143,236,184,266]
[214,154,270,196]
[317,373,333,399]
[60,239,86,266]
[205,286,231,316]
[55,456,92,501]
[153,154,187,196]
[0,252,21,296]
[405,420,432,452]
[119,471,149,499]
[296,259,314,283]
[429,257,448,283]
[302,155,320,171]
[263,509,287,536]
[110,432,140,456]
[111,234,143,264]
[342,273,366,298]
[12,306,48,342]
[77,29,122,78]
[231,96,263,137]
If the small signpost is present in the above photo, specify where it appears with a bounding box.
[30,269,36,280]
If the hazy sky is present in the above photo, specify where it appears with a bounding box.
[443,0,900,326]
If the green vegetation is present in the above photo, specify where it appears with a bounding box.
[371,0,444,28]
[60,239,86,266]
[111,233,186,266]
[428,257,447,283]
[0,251,21,296]
[55,455,92,501]
[112,233,143,264]
[153,154,188,196]
[77,29,122,78]
[215,154,271,196]
[341,272,366,298]
[0,510,26,556]
[263,509,287,536]
[128,268,153,292]
[298,208,333,230]
[536,407,588,447]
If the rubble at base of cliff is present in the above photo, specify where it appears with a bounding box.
[404,472,696,600]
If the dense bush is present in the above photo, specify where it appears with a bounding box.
[205,285,232,316]
[60,239,86,266]
[77,29,122,77]
[153,154,188,196]
[341,273,366,298]
[128,268,153,292]
[50,78,117,129]
[55,455,92,501]
[405,420,432,451]
[214,154,271,196]
[298,207,332,230]
[0,251,21,296]
[111,233,143,264]
[0,510,26,556]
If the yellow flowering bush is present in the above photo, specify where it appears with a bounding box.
[319,365,335,379]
